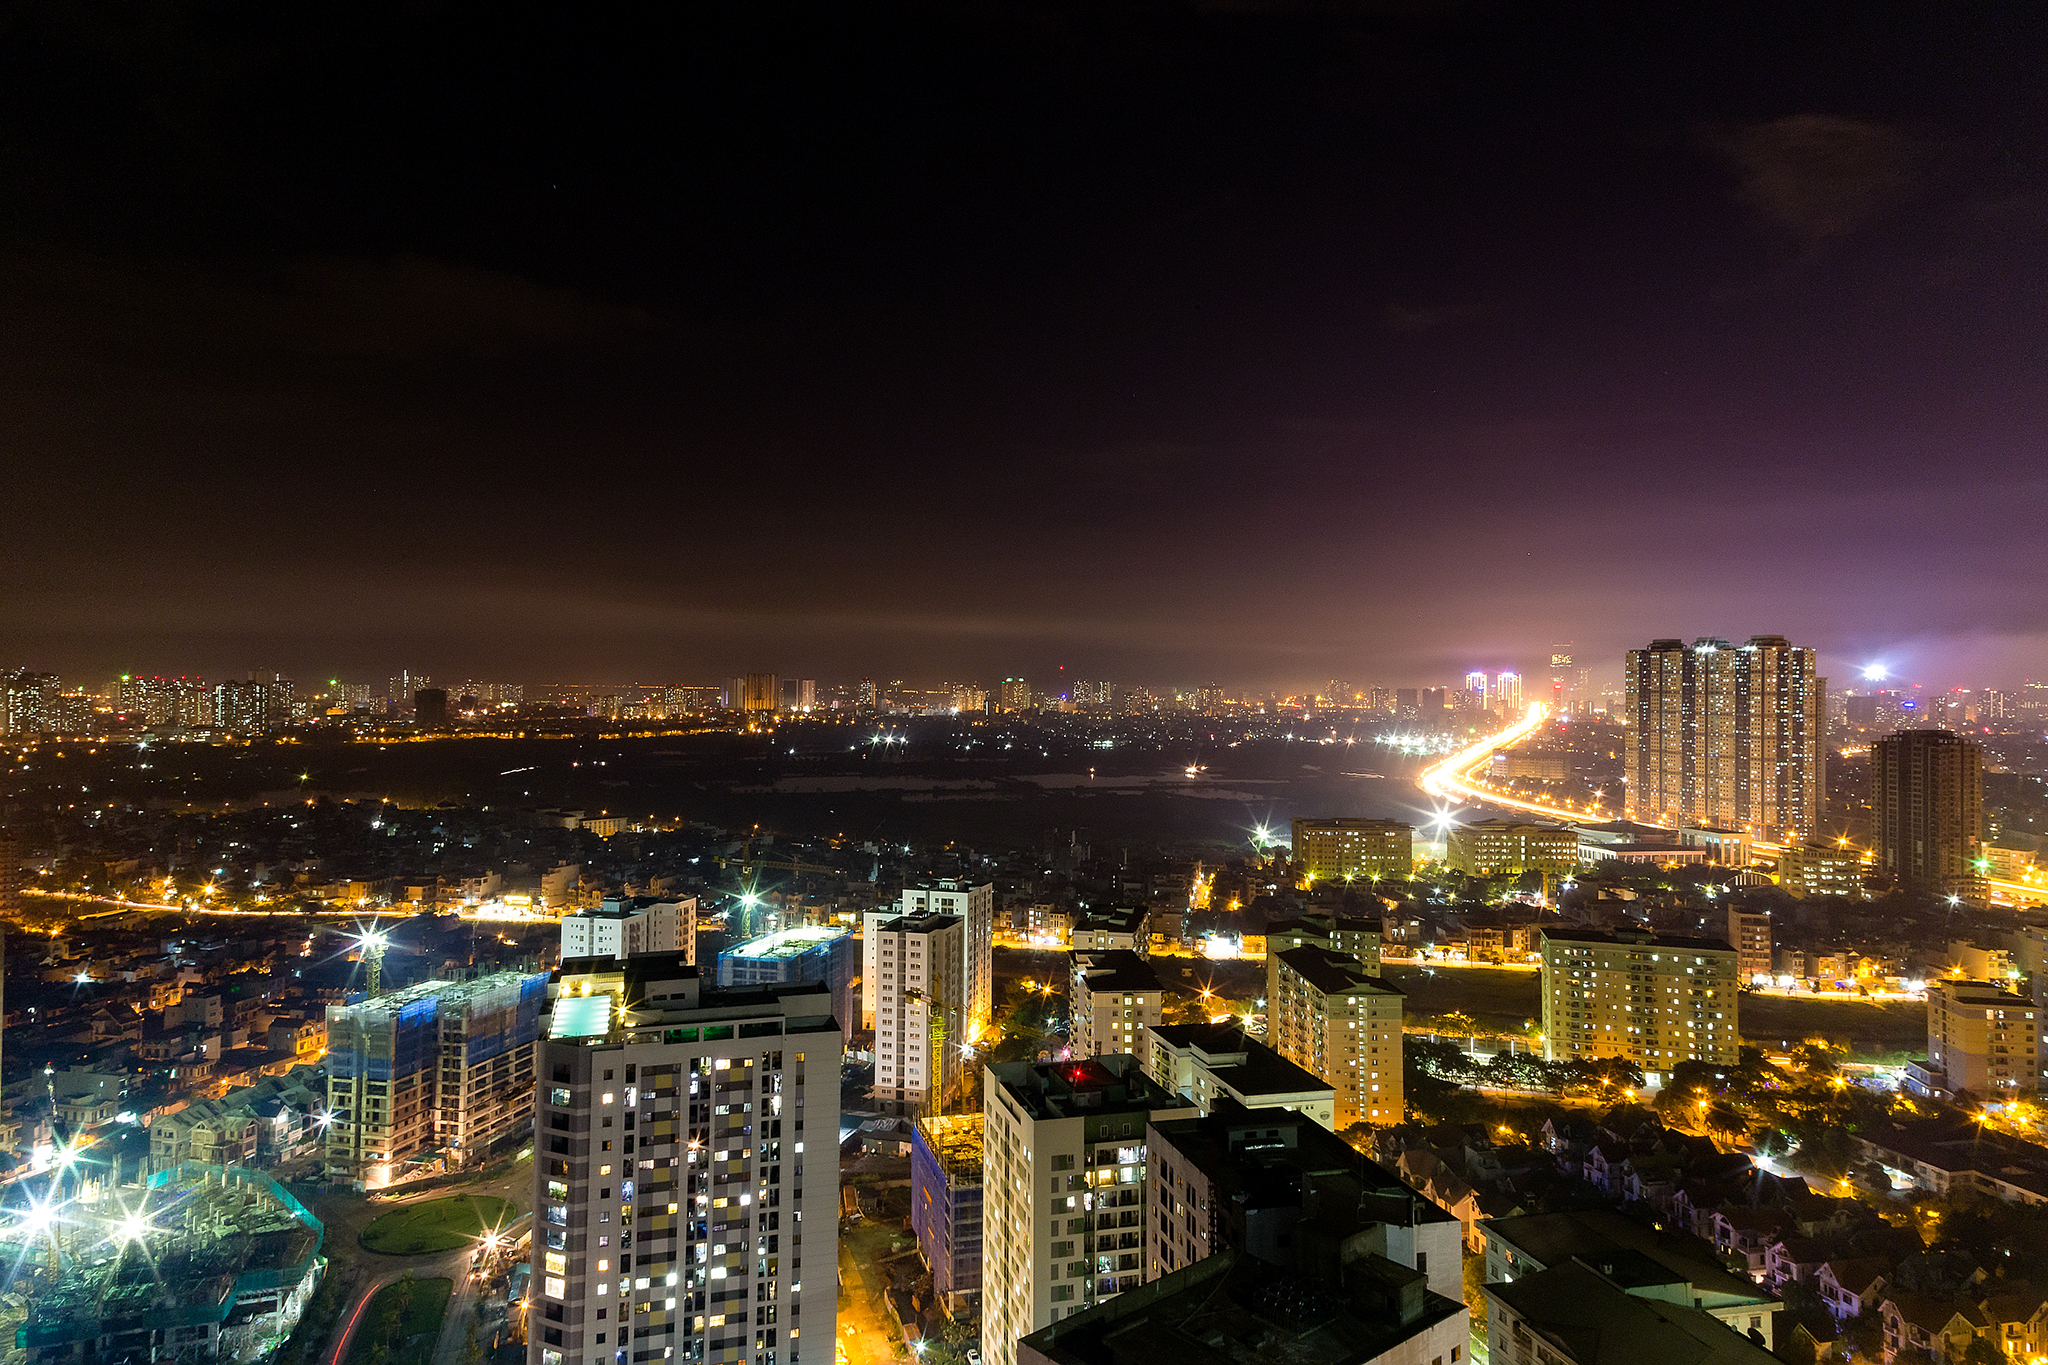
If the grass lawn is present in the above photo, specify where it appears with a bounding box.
[344,1276,452,1365]
[360,1195,515,1255]
[1737,991,1926,1060]
[1385,964,1541,1034]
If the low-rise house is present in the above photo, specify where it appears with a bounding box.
[1818,1258,1891,1324]
[1879,1292,1987,1365]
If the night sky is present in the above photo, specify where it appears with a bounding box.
[3,1,2044,690]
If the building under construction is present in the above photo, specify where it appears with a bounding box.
[324,970,547,1186]
[911,1112,984,1308]
[7,1163,324,1365]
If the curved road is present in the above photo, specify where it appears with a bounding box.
[1419,703,2047,908]
[316,1167,533,1365]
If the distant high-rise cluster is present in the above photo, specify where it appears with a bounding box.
[1872,729,1985,896]
[1623,635,1825,840]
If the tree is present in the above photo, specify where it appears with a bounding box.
[1462,1252,1490,1340]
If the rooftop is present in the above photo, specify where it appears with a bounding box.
[326,967,548,1019]
[1488,1260,1778,1365]
[1020,1247,1463,1365]
[724,926,849,961]
[1539,926,1738,954]
[1276,946,1404,998]
[1152,1101,1455,1233]
[1074,949,1164,995]
[916,1112,984,1181]
[1074,905,1149,934]
[1483,1209,1773,1305]
[991,1054,1191,1123]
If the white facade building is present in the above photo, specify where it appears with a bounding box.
[530,955,839,1365]
[561,896,695,963]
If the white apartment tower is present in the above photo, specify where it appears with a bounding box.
[979,1057,1197,1365]
[864,912,966,1114]
[530,954,840,1365]
[563,897,697,963]
[865,880,993,1041]
[1494,670,1523,713]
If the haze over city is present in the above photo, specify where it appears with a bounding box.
[3,5,2045,686]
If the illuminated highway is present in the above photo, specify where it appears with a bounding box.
[1416,703,1553,812]
[1417,702,2046,908]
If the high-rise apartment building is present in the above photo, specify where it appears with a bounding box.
[1288,818,1413,884]
[562,896,697,963]
[1623,635,1825,841]
[1872,730,1985,896]
[778,679,817,712]
[728,674,780,712]
[1068,950,1164,1058]
[1465,671,1489,706]
[213,677,294,734]
[1000,678,1031,713]
[326,971,548,1185]
[1,670,59,736]
[865,912,966,1113]
[979,1057,1198,1365]
[1917,980,2041,1098]
[1494,670,1523,713]
[885,880,995,1042]
[1538,927,1738,1078]
[530,954,839,1365]
[1264,911,1382,1038]
[1269,947,1403,1128]
[1726,908,1772,983]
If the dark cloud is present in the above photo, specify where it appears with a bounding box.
[1720,114,1923,245]
[0,3,2043,691]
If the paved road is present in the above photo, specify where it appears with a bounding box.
[312,1158,534,1365]
[836,1238,905,1365]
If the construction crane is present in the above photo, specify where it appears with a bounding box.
[712,830,841,880]
[900,987,954,1117]
[356,927,390,997]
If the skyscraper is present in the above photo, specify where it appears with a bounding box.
[1622,635,1825,840]
[531,954,839,1365]
[1000,678,1031,713]
[729,674,779,712]
[1464,670,1489,707]
[1872,729,1985,896]
[1494,669,1522,713]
